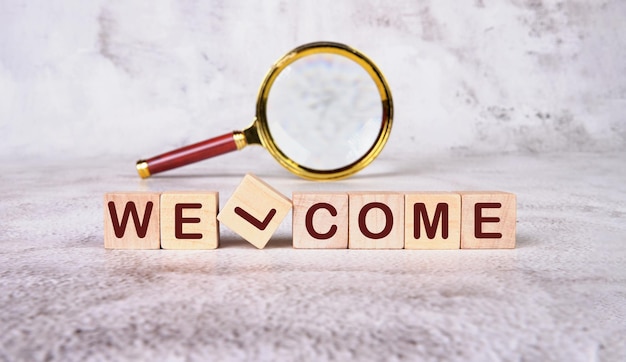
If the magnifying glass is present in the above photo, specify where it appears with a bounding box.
[136,41,393,180]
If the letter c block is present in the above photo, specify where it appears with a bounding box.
[160,192,219,249]
[348,192,404,249]
[292,192,348,249]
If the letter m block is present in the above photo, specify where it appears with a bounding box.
[405,192,461,249]
[104,193,161,249]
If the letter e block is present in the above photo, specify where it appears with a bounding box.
[405,192,461,249]
[349,192,404,249]
[160,192,219,249]
[292,192,348,249]
[217,174,292,249]
[104,192,160,249]
[460,192,516,249]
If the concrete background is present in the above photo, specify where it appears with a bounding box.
[1,0,625,162]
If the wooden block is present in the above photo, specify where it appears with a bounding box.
[104,192,160,249]
[348,192,404,249]
[217,173,292,249]
[404,192,461,249]
[160,192,219,250]
[460,192,516,249]
[292,192,349,249]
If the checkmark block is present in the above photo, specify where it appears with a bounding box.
[218,173,292,249]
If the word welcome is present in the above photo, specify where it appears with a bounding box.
[104,174,516,250]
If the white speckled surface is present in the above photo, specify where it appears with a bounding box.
[1,152,625,360]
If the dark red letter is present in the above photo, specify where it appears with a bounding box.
[234,207,276,231]
[358,202,393,239]
[107,201,153,238]
[305,202,338,240]
[475,203,502,238]
[414,203,449,239]
[175,203,202,239]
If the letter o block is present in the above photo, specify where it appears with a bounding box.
[160,192,219,249]
[349,192,404,249]
[292,192,348,249]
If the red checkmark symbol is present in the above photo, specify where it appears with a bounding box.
[234,207,277,231]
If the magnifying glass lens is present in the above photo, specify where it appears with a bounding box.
[266,53,383,171]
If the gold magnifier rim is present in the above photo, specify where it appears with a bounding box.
[254,41,393,181]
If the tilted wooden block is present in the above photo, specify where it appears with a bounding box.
[160,192,219,250]
[348,192,404,249]
[292,192,349,249]
[405,192,461,250]
[217,173,292,249]
[460,192,516,249]
[104,192,160,249]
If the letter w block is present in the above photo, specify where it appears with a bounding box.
[104,193,160,249]
[405,192,461,249]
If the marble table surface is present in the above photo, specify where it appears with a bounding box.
[1,151,625,361]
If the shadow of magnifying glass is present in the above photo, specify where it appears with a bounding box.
[136,41,393,181]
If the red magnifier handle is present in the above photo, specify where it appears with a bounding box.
[136,132,245,178]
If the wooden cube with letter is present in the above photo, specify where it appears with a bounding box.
[160,192,219,249]
[104,192,161,249]
[217,174,292,249]
[405,192,461,249]
[460,192,516,249]
[348,192,404,249]
[292,192,349,249]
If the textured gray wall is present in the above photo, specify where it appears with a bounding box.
[1,0,624,160]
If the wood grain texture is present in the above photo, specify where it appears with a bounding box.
[160,192,219,250]
[348,192,404,249]
[292,192,349,249]
[405,192,461,250]
[104,192,160,249]
[217,173,292,249]
[460,192,516,249]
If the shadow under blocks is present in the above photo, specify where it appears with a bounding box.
[104,174,516,250]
